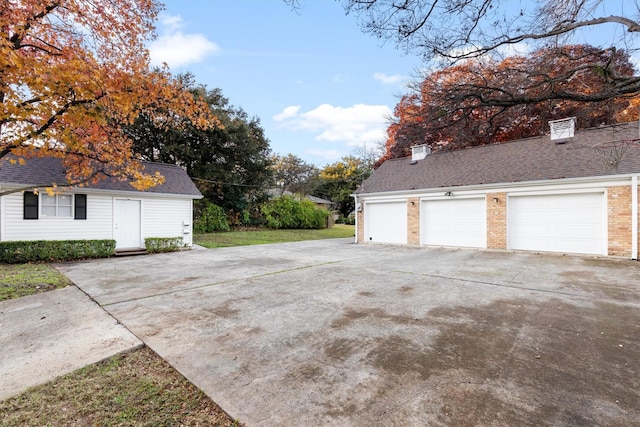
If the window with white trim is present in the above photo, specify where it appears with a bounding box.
[41,194,73,217]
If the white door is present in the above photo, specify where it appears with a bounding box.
[364,201,407,244]
[508,192,605,255]
[421,198,486,248]
[114,199,142,249]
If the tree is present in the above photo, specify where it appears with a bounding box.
[380,44,640,164]
[127,77,272,214]
[316,155,373,217]
[0,0,216,192]
[334,1,640,106]
[269,154,320,196]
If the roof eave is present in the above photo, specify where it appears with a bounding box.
[352,172,640,198]
[0,182,203,199]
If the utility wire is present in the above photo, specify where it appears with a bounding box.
[191,176,266,188]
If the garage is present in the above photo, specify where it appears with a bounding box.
[364,201,407,244]
[421,197,486,248]
[508,192,605,255]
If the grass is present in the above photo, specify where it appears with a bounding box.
[0,346,238,426]
[194,224,355,248]
[0,263,71,301]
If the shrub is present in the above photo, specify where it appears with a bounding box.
[144,237,184,253]
[0,240,115,263]
[336,215,355,225]
[260,196,329,229]
[194,200,230,233]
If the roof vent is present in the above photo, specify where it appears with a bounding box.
[411,144,431,161]
[549,117,576,141]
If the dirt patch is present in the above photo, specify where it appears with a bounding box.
[209,300,241,318]
[320,297,640,425]
[324,338,362,362]
[398,285,414,294]
[357,291,375,297]
[330,307,425,329]
[559,270,640,301]
[579,257,638,269]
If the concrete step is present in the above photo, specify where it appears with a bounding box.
[114,249,148,257]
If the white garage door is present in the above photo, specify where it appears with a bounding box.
[421,198,486,248]
[508,192,605,255]
[364,201,407,244]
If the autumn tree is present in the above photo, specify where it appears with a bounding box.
[270,154,320,196]
[380,45,640,163]
[339,0,640,106]
[0,0,216,192]
[127,77,272,214]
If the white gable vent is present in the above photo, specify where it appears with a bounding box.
[549,117,576,141]
[411,144,431,161]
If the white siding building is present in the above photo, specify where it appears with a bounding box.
[0,156,201,250]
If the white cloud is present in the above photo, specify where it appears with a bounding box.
[373,72,406,85]
[149,13,219,68]
[273,103,391,146]
[273,105,301,121]
[159,14,183,32]
[496,42,531,58]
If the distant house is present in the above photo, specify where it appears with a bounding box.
[353,119,640,259]
[267,188,334,210]
[305,195,334,210]
[0,155,202,251]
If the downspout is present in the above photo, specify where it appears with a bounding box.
[353,194,358,243]
[632,175,638,260]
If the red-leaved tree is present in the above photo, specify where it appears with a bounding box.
[380,45,640,165]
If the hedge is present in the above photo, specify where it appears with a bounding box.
[0,240,116,263]
[194,200,230,233]
[260,196,329,229]
[144,237,184,253]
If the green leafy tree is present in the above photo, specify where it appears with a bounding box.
[316,155,373,217]
[126,75,272,215]
[269,154,320,196]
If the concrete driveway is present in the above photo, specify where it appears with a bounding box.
[57,239,640,426]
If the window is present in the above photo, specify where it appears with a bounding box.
[23,193,87,219]
[74,194,87,220]
[41,194,73,217]
[23,192,38,220]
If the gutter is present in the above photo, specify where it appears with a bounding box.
[633,175,638,260]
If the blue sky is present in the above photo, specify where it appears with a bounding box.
[149,1,423,166]
[148,1,639,167]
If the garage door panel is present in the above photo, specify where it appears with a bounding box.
[508,193,605,255]
[365,202,407,244]
[421,198,486,248]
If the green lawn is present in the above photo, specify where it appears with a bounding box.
[194,224,355,248]
[0,347,238,426]
[0,263,71,301]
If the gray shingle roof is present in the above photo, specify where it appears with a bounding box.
[355,121,640,194]
[0,155,202,197]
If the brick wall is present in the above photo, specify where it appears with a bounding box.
[356,209,364,243]
[407,197,420,245]
[486,192,507,249]
[608,186,632,257]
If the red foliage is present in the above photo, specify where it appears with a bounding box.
[379,45,640,166]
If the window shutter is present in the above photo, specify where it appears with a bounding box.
[24,191,39,220]
[74,194,87,220]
